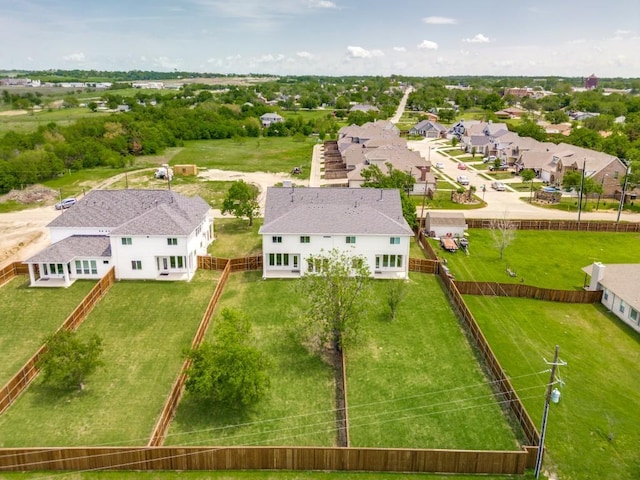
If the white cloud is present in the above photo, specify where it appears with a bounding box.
[346,46,384,58]
[393,46,406,52]
[463,34,490,43]
[615,29,630,35]
[296,51,313,59]
[307,0,337,8]
[422,16,457,25]
[154,56,180,69]
[417,40,438,50]
[63,52,85,62]
[255,53,286,64]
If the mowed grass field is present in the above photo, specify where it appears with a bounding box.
[432,230,640,289]
[165,272,337,447]
[166,272,519,451]
[347,274,519,450]
[0,276,96,386]
[0,271,219,447]
[170,137,314,177]
[464,296,640,480]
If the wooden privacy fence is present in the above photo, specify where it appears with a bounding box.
[408,257,439,274]
[0,445,531,475]
[198,255,262,272]
[438,268,540,457]
[0,268,115,415]
[455,281,603,303]
[466,218,640,232]
[148,260,232,446]
[0,262,30,288]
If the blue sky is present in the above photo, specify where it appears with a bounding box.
[1,0,639,77]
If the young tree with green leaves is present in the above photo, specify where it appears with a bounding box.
[295,249,372,353]
[221,180,260,226]
[387,279,408,322]
[185,308,270,408]
[521,169,536,202]
[37,330,104,391]
[361,163,418,229]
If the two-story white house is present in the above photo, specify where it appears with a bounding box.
[259,187,413,279]
[24,190,214,287]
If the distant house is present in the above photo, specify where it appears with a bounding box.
[585,74,598,90]
[349,104,380,113]
[24,190,214,287]
[409,120,447,138]
[424,212,467,238]
[260,113,284,127]
[259,187,412,279]
[583,262,640,334]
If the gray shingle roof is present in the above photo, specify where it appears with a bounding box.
[582,263,640,307]
[259,187,413,236]
[47,189,210,235]
[25,235,111,263]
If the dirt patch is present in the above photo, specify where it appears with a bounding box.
[0,185,58,205]
[0,109,29,116]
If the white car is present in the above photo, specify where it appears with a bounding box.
[491,181,506,191]
[435,162,445,169]
[457,175,470,185]
[55,197,77,210]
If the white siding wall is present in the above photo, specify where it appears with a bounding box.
[262,233,410,279]
[111,235,190,280]
[70,257,112,280]
[601,287,640,334]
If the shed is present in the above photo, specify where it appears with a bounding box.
[173,164,198,176]
[425,212,467,238]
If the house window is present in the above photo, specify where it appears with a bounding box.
[272,236,282,243]
[614,171,619,179]
[177,256,184,268]
[268,253,291,267]
[603,289,609,301]
[167,238,178,246]
[300,236,310,243]
[90,260,97,274]
[390,237,400,245]
[619,300,626,314]
[122,237,132,245]
[351,258,364,270]
[630,308,638,323]
[131,260,142,270]
[346,236,356,244]
[103,260,109,264]
[75,260,82,274]
[375,254,403,269]
[82,260,90,274]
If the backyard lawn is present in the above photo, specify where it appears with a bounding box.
[0,276,96,386]
[347,274,519,450]
[165,272,336,447]
[433,230,640,289]
[0,271,219,447]
[464,296,640,480]
[208,218,263,258]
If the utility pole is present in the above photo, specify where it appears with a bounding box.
[577,160,585,224]
[534,345,566,479]
[420,146,432,230]
[616,165,631,223]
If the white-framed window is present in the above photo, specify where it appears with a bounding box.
[122,237,132,245]
[630,308,638,323]
[346,236,356,244]
[269,253,290,267]
[131,260,142,270]
[390,237,400,245]
[603,289,609,301]
[75,260,82,274]
[375,254,403,269]
[167,238,178,246]
[300,236,310,243]
[619,300,626,314]
[272,236,282,243]
[307,257,328,273]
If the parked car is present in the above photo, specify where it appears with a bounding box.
[457,163,467,170]
[457,175,470,185]
[55,197,77,210]
[489,164,509,171]
[491,181,506,191]
[435,162,445,169]
[483,155,497,163]
[542,186,560,193]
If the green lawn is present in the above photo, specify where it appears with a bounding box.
[532,197,640,215]
[411,191,486,210]
[171,137,314,178]
[464,296,640,480]
[165,272,336,447]
[209,218,263,258]
[347,274,519,450]
[0,276,96,386]
[0,271,219,447]
[0,108,111,134]
[434,229,640,289]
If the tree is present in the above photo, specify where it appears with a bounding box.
[562,170,602,209]
[387,280,408,321]
[295,249,372,353]
[221,180,260,226]
[521,169,536,202]
[361,163,418,229]
[185,308,270,407]
[37,330,104,390]
[489,215,516,260]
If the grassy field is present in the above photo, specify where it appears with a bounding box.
[0,271,219,447]
[0,108,111,134]
[464,296,640,480]
[165,272,336,447]
[534,197,640,215]
[208,218,263,258]
[170,137,315,178]
[433,229,640,289]
[0,276,96,386]
[347,274,519,450]
[411,191,486,210]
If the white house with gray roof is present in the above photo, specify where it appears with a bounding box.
[259,187,412,279]
[24,190,213,287]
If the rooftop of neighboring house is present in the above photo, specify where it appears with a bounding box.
[25,235,112,264]
[260,187,413,236]
[412,119,447,132]
[48,189,211,235]
[349,104,380,112]
[582,263,640,307]
[553,142,621,175]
